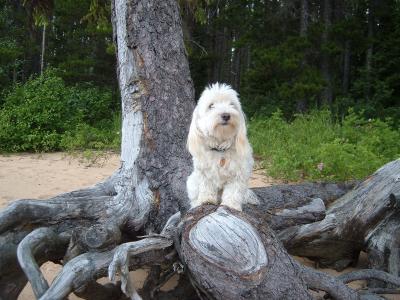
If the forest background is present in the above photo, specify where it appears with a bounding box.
[0,0,399,181]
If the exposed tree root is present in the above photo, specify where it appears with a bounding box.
[298,265,358,300]
[0,162,399,299]
[40,250,114,300]
[17,227,70,298]
[338,269,400,286]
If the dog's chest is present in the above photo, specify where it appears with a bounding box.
[210,153,238,181]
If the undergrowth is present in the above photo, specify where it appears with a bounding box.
[248,109,400,181]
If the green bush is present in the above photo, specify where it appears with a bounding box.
[249,109,400,181]
[60,113,121,151]
[0,69,120,152]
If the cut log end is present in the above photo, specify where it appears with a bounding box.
[187,206,268,279]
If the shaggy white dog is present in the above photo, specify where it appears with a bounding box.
[186,83,257,211]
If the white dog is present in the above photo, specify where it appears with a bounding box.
[186,83,257,211]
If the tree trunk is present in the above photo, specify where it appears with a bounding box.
[300,0,309,38]
[365,0,375,102]
[321,0,333,107]
[342,39,351,94]
[231,31,241,91]
[0,0,195,298]
[40,23,46,75]
[297,0,309,112]
[0,1,400,299]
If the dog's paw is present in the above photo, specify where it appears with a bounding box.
[192,196,219,208]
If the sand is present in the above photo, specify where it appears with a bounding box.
[0,153,397,299]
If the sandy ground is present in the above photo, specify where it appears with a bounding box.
[0,153,397,299]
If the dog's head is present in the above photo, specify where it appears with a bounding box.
[187,83,248,156]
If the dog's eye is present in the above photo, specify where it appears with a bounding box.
[208,103,214,109]
[230,102,236,107]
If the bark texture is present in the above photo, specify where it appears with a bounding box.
[321,0,333,106]
[180,205,359,300]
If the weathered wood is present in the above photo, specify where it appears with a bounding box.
[366,210,400,287]
[108,237,173,299]
[337,269,400,286]
[279,159,400,270]
[247,181,356,230]
[0,0,195,298]
[180,205,360,300]
[17,227,69,298]
[112,0,195,233]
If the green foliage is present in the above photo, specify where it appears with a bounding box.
[60,114,120,151]
[242,37,324,117]
[249,110,400,181]
[0,70,120,152]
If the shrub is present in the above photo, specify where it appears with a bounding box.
[60,113,121,151]
[248,109,400,181]
[0,69,119,152]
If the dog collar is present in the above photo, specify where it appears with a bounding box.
[210,146,227,152]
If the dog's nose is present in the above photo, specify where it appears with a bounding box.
[221,113,230,122]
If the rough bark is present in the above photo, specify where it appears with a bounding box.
[112,0,195,232]
[342,39,351,94]
[365,0,375,101]
[297,0,309,112]
[321,0,333,107]
[40,23,46,75]
[180,205,359,300]
[300,0,309,37]
[366,207,400,287]
[0,0,195,298]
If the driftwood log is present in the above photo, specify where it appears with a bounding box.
[0,0,399,299]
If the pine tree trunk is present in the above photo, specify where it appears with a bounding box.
[321,0,333,107]
[342,39,351,94]
[300,0,309,37]
[40,23,46,75]
[365,0,375,101]
[297,0,309,112]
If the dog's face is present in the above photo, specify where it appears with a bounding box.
[188,83,248,156]
[196,86,241,141]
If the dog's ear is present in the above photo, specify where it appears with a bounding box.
[187,108,201,156]
[235,110,250,157]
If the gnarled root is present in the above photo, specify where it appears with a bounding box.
[17,227,70,298]
[108,213,181,299]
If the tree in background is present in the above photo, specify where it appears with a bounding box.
[1,0,399,123]
[181,0,400,123]
[0,0,117,92]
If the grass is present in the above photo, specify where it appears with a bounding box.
[248,109,400,181]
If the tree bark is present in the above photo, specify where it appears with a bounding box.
[40,23,46,75]
[300,0,309,38]
[0,0,195,298]
[297,0,309,112]
[180,205,364,300]
[321,0,333,107]
[365,0,375,102]
[342,39,351,94]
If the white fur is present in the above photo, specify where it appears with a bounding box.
[186,83,257,211]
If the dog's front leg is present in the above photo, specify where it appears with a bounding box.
[221,181,247,211]
[187,171,219,208]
